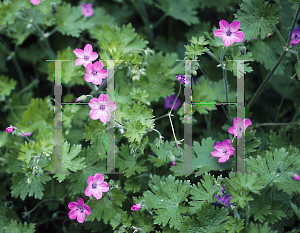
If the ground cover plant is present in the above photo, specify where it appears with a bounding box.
[1,0,300,232]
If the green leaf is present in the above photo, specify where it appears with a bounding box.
[143,175,190,229]
[246,148,300,194]
[188,173,219,213]
[0,75,16,101]
[224,216,245,233]
[47,142,85,182]
[178,202,229,233]
[47,47,85,86]
[225,173,264,208]
[4,220,35,233]
[243,222,278,233]
[67,146,107,195]
[11,172,51,200]
[123,102,155,143]
[170,138,231,176]
[148,138,181,167]
[115,144,147,177]
[185,36,209,57]
[226,48,253,77]
[235,0,280,41]
[155,0,200,26]
[56,2,92,37]
[86,188,126,224]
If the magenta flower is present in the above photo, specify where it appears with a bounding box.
[289,27,300,46]
[19,132,33,137]
[172,161,175,166]
[88,94,116,123]
[228,117,252,139]
[6,126,14,133]
[81,3,94,17]
[85,61,108,85]
[30,0,44,5]
[165,94,181,110]
[131,203,141,211]
[214,20,244,47]
[68,198,91,223]
[84,173,109,199]
[74,44,98,68]
[176,75,186,84]
[211,139,235,163]
[293,173,300,181]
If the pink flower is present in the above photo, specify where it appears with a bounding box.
[228,117,252,139]
[176,75,186,84]
[88,94,116,123]
[6,126,14,133]
[211,139,235,163]
[165,94,181,110]
[214,20,244,47]
[81,3,94,17]
[172,161,175,166]
[84,173,109,199]
[68,198,91,223]
[30,0,44,5]
[74,44,98,68]
[293,173,300,181]
[19,132,33,137]
[85,61,108,85]
[131,203,141,211]
[289,27,300,46]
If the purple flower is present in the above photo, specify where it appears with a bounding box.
[68,198,91,223]
[176,75,186,84]
[228,117,252,139]
[215,186,233,206]
[131,203,141,211]
[85,173,109,199]
[289,27,300,46]
[165,94,181,110]
[214,20,244,47]
[81,3,94,17]
[211,139,235,163]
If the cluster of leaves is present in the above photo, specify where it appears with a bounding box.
[1,0,300,232]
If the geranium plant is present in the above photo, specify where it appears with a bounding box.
[0,0,300,232]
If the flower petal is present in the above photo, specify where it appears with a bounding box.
[77,198,84,206]
[89,52,98,61]
[214,29,226,38]
[219,20,230,31]
[68,202,78,210]
[98,94,108,104]
[89,98,100,109]
[68,209,78,219]
[90,109,102,120]
[85,73,94,82]
[84,44,93,55]
[223,36,235,47]
[75,58,85,66]
[229,21,241,32]
[232,31,245,43]
[74,49,84,58]
[84,205,91,215]
[93,61,104,71]
[77,212,86,223]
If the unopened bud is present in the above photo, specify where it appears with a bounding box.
[50,1,57,11]
[169,155,175,162]
[76,95,87,102]
[239,45,246,55]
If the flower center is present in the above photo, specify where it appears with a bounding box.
[169,100,174,106]
[99,105,105,110]
[78,205,84,213]
[92,183,97,189]
[84,55,89,61]
[223,150,228,154]
[226,30,232,36]
[294,35,299,40]
[92,71,97,75]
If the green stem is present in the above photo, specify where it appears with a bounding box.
[273,25,286,46]
[152,14,167,29]
[205,50,221,64]
[11,53,26,88]
[274,73,296,123]
[247,50,288,109]
[153,113,174,121]
[17,79,39,96]
[35,216,67,227]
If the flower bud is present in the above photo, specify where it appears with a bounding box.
[169,155,175,162]
[239,45,246,55]
[50,1,57,11]
[76,95,87,102]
